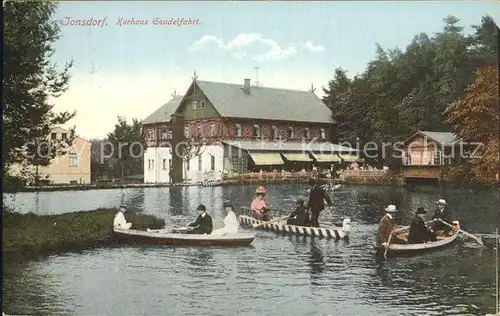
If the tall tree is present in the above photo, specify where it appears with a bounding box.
[3,1,76,180]
[445,65,499,186]
[106,116,146,180]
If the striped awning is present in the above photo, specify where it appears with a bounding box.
[338,154,363,162]
[282,153,313,162]
[248,152,284,165]
[311,153,341,162]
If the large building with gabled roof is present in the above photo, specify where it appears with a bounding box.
[142,77,358,183]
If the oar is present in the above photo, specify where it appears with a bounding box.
[252,216,289,228]
[439,219,484,246]
[384,232,393,259]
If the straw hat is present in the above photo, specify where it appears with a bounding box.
[385,205,398,212]
[435,199,447,205]
[255,186,266,194]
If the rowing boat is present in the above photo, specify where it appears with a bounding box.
[375,220,461,256]
[112,212,255,247]
[238,207,351,240]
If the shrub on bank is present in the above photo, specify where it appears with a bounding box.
[3,208,165,259]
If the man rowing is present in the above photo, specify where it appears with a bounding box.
[430,199,453,236]
[378,204,406,248]
[186,204,213,234]
[408,207,437,244]
[307,178,332,227]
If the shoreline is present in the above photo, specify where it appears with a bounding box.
[3,176,495,193]
[3,208,165,262]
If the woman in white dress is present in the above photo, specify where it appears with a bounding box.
[211,200,239,236]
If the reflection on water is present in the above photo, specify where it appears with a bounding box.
[3,184,499,315]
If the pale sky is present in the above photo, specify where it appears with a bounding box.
[49,1,499,139]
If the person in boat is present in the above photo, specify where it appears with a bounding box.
[211,200,239,236]
[378,204,406,248]
[287,198,310,226]
[408,207,437,244]
[113,207,132,229]
[307,178,332,227]
[430,199,453,236]
[251,186,271,221]
[186,204,213,234]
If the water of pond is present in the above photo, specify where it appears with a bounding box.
[3,185,499,315]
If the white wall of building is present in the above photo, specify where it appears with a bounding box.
[143,144,224,184]
[144,147,172,183]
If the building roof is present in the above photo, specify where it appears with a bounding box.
[222,140,358,153]
[404,130,460,146]
[194,80,334,124]
[142,95,184,125]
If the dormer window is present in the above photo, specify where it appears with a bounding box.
[235,124,242,137]
[287,127,294,139]
[272,126,278,139]
[192,100,198,110]
[253,125,260,138]
[304,127,310,139]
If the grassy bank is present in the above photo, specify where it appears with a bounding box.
[3,208,165,261]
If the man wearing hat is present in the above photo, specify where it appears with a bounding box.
[287,198,310,226]
[211,200,239,236]
[307,178,332,227]
[378,204,406,247]
[408,207,437,244]
[431,199,452,236]
[187,204,213,234]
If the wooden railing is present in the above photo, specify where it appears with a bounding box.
[341,170,389,178]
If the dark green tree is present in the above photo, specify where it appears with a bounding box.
[3,1,76,184]
[106,116,146,181]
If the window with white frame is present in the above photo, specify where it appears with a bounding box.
[404,153,412,165]
[148,128,155,140]
[253,125,260,138]
[162,159,167,170]
[433,151,442,165]
[198,156,202,171]
[272,126,278,139]
[235,124,242,137]
[186,159,190,171]
[287,126,294,139]
[196,124,203,138]
[69,153,78,167]
[201,100,205,108]
[184,124,190,137]
[149,159,155,170]
[320,128,326,139]
[211,155,215,171]
[210,121,216,136]
[304,127,310,139]
[161,127,169,140]
[192,100,198,110]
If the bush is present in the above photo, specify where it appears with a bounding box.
[3,208,165,260]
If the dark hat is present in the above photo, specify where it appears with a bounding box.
[223,200,233,208]
[296,198,305,204]
[196,204,206,211]
[309,178,317,185]
[416,207,426,215]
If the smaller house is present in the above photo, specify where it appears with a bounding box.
[401,130,462,180]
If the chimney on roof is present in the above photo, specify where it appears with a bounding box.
[243,78,251,94]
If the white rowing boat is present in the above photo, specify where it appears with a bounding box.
[238,207,351,240]
[376,221,461,256]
